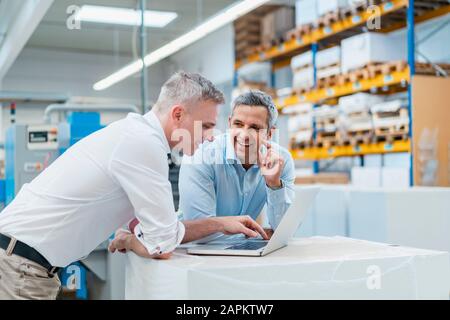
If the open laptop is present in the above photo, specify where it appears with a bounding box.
[187,186,320,257]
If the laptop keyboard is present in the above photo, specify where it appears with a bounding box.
[226,241,268,251]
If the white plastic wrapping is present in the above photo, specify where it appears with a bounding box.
[125,236,450,300]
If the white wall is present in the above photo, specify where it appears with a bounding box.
[0,46,172,157]
[165,24,235,86]
[164,24,235,131]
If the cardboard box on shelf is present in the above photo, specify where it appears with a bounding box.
[413,76,450,187]
[341,32,407,73]
[295,173,350,185]
[295,0,319,27]
[261,7,295,47]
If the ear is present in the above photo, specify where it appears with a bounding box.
[171,105,184,124]
[228,116,232,128]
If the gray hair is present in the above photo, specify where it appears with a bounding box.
[231,90,278,128]
[153,71,225,113]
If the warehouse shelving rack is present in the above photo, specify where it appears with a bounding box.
[233,0,450,185]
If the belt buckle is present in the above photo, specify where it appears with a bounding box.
[6,237,17,256]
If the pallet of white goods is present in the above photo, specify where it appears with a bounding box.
[346,119,373,133]
[339,93,384,113]
[317,64,341,80]
[283,102,314,114]
[289,114,313,133]
[291,51,313,70]
[314,105,340,120]
[292,67,314,92]
[341,32,407,74]
[317,46,341,69]
[294,129,313,144]
[372,114,409,130]
[370,99,408,113]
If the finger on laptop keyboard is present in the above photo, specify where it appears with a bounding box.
[243,216,269,240]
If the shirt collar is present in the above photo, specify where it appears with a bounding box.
[143,110,171,154]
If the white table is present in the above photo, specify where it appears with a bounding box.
[125,236,450,300]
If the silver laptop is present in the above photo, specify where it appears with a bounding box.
[187,186,320,257]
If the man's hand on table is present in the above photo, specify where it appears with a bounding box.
[108,229,172,260]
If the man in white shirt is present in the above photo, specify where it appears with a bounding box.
[0,72,267,300]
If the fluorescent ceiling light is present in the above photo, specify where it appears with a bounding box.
[94,0,270,91]
[76,5,177,28]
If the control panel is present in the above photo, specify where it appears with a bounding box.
[27,125,59,150]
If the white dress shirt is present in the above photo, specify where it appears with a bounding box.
[0,111,185,267]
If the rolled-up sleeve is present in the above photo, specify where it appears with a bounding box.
[109,135,184,255]
[266,150,296,229]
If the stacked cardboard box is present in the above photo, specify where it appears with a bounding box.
[295,173,350,185]
[260,7,295,48]
[234,14,262,60]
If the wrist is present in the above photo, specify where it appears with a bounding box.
[209,217,224,233]
[266,179,282,189]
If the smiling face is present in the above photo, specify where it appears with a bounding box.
[229,105,272,166]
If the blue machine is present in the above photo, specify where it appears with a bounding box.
[1,112,104,299]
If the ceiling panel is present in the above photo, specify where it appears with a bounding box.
[26,0,238,56]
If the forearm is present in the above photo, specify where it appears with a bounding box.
[181,218,223,243]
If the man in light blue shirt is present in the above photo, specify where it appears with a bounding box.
[179,90,295,234]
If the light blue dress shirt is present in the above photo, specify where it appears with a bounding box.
[179,134,295,230]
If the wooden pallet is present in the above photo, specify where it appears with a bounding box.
[286,24,314,40]
[317,11,340,28]
[317,73,340,89]
[291,139,314,150]
[316,131,342,148]
[374,125,409,143]
[372,108,408,120]
[366,61,408,78]
[292,86,313,96]
[346,129,373,146]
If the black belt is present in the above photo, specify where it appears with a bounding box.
[0,233,60,275]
